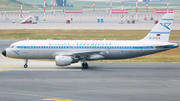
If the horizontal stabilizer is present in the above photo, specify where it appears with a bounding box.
[155,43,178,48]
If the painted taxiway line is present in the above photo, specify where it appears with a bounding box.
[0,70,10,72]
[42,98,74,101]
[0,91,82,101]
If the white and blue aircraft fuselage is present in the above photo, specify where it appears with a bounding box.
[2,13,178,69]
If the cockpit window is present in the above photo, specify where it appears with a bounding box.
[9,45,15,48]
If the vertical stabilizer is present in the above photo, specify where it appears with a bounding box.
[141,13,174,42]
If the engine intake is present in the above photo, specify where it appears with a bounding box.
[55,56,78,66]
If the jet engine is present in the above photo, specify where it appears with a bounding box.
[55,55,78,66]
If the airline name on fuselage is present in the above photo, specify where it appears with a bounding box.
[49,42,112,46]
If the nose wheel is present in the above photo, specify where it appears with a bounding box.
[24,64,28,68]
[24,59,28,68]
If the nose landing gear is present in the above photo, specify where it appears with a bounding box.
[24,59,28,68]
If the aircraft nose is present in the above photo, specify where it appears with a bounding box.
[2,50,6,57]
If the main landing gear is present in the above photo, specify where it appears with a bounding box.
[24,59,28,68]
[82,63,88,69]
[81,59,88,69]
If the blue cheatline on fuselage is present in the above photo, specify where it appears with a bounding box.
[16,46,154,50]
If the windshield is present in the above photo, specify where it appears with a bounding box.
[8,45,15,48]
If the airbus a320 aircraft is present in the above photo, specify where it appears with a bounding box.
[2,13,178,69]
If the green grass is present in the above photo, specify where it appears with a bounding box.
[0,30,179,40]
[0,0,38,11]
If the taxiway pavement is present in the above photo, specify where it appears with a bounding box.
[0,40,180,101]
[0,22,180,30]
[1,61,180,101]
[1,12,180,30]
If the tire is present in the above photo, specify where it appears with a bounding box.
[24,64,28,68]
[82,63,88,69]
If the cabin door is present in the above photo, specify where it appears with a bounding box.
[23,41,28,53]
[138,43,144,53]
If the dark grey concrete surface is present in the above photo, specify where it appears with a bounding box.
[0,40,19,50]
[0,62,180,101]
[0,40,180,101]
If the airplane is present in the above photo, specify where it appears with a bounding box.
[1,13,178,69]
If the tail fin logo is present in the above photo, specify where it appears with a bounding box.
[160,23,171,30]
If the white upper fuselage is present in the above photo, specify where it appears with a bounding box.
[5,40,178,60]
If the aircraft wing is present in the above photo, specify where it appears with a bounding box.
[53,50,108,59]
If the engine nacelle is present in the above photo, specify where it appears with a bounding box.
[55,56,73,66]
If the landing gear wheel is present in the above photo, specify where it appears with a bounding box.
[24,64,28,68]
[24,59,28,68]
[82,63,88,69]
